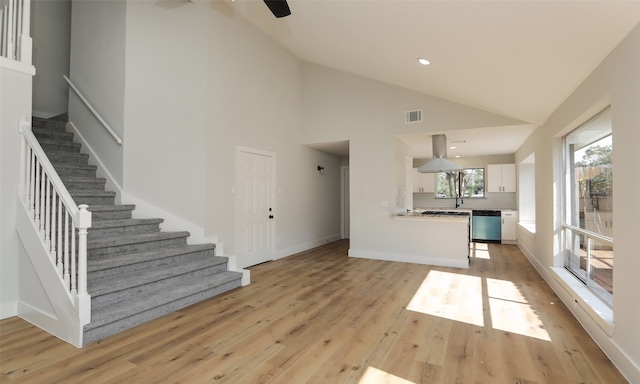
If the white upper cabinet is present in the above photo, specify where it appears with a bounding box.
[413,168,435,193]
[487,164,516,193]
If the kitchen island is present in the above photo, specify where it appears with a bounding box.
[386,210,471,268]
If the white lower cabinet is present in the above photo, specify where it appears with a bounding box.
[501,210,518,243]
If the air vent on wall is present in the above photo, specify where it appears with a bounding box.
[405,109,423,123]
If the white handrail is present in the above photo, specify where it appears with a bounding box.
[63,75,123,145]
[18,117,92,324]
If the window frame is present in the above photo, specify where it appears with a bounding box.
[562,107,613,307]
[434,167,485,199]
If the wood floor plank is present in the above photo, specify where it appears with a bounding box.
[0,240,629,383]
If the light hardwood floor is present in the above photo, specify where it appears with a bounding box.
[0,240,627,383]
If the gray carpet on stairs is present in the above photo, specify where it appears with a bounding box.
[31,116,243,346]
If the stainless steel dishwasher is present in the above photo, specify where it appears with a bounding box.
[471,210,502,243]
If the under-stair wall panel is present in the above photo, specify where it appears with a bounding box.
[0,58,33,319]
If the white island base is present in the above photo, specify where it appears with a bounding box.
[349,214,470,269]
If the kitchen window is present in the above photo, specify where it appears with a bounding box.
[435,168,484,199]
[563,107,613,306]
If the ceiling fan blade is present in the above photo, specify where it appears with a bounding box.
[263,0,291,18]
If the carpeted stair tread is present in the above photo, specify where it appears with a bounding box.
[32,116,68,131]
[45,151,90,165]
[37,137,82,152]
[61,175,106,183]
[61,176,107,191]
[88,204,136,213]
[87,218,164,240]
[53,163,98,177]
[90,218,164,229]
[88,252,228,297]
[71,190,115,197]
[83,271,242,345]
[87,231,190,251]
[85,271,241,330]
[87,205,135,221]
[32,128,74,141]
[88,243,216,275]
[71,190,116,205]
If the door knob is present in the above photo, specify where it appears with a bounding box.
[269,215,274,219]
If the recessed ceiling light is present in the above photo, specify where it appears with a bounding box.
[454,155,461,158]
[417,58,430,66]
[449,146,456,149]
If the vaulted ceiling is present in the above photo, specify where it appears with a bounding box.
[223,0,640,157]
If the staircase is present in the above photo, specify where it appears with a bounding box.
[31,115,243,346]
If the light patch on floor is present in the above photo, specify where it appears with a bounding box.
[358,366,415,384]
[471,242,491,259]
[487,278,551,341]
[407,270,484,327]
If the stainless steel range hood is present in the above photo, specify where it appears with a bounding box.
[417,134,463,173]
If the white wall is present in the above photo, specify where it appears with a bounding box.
[122,1,342,257]
[123,1,209,229]
[0,59,34,318]
[69,0,125,185]
[31,0,71,118]
[515,23,640,382]
[301,63,527,260]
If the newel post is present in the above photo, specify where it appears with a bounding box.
[76,204,92,324]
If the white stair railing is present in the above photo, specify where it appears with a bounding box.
[18,117,92,325]
[0,0,31,63]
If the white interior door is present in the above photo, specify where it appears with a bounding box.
[237,146,276,268]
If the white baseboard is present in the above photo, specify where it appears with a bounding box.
[0,300,17,320]
[348,248,469,269]
[275,233,343,260]
[221,250,250,286]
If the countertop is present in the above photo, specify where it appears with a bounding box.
[392,210,471,222]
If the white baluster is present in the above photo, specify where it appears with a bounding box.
[15,0,21,56]
[45,175,51,248]
[76,204,92,324]
[70,221,77,295]
[21,0,29,39]
[58,208,69,278]
[57,198,63,275]
[18,0,30,64]
[50,191,57,262]
[29,150,35,217]
[39,163,46,237]
[25,146,31,206]
[7,0,14,60]
[63,211,70,290]
[34,160,40,228]
[1,7,5,57]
